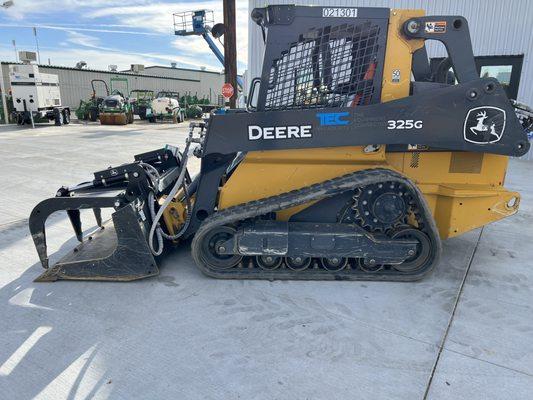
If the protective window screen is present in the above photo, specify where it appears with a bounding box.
[265,21,381,111]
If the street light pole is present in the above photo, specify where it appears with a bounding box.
[12,39,17,62]
[33,27,41,64]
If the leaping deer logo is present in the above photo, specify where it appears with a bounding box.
[465,107,505,143]
[488,122,499,140]
[470,110,489,135]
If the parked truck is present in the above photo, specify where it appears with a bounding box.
[9,61,70,126]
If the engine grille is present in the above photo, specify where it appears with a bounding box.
[264,21,382,111]
[104,99,119,108]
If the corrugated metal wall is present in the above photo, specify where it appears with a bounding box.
[248,0,532,105]
[143,67,225,104]
[1,63,226,110]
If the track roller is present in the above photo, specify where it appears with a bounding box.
[320,257,348,271]
[285,256,312,271]
[256,255,283,270]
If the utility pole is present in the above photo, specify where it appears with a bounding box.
[12,39,17,62]
[223,0,237,108]
[33,27,41,64]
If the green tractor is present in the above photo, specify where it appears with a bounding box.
[130,90,154,120]
[180,94,210,119]
[75,79,109,122]
[99,78,134,125]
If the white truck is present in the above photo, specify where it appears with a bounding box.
[9,62,70,126]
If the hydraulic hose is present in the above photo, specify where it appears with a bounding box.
[148,140,192,256]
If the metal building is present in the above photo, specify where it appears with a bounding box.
[248,0,532,106]
[0,62,226,119]
[143,66,226,106]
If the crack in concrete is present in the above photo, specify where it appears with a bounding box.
[423,227,484,399]
[442,347,533,378]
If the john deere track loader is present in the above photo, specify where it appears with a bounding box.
[29,6,530,282]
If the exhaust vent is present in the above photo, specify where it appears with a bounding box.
[410,152,420,168]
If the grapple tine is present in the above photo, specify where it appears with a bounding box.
[67,209,83,242]
[29,196,119,271]
[29,147,180,282]
[34,203,159,282]
[93,208,102,227]
[29,206,49,269]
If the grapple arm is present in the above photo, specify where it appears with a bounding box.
[28,147,186,282]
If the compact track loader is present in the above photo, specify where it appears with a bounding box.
[29,6,530,282]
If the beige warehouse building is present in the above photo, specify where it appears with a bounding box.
[0,62,226,120]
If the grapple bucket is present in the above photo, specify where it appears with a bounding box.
[30,197,158,282]
[28,147,187,282]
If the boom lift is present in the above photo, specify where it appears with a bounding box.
[173,10,244,90]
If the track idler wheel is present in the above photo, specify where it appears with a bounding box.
[198,226,242,270]
[390,228,431,273]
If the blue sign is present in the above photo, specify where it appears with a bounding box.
[316,112,351,126]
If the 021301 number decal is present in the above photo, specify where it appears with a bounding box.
[322,8,358,18]
[387,119,423,130]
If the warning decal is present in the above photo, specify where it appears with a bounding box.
[425,21,447,33]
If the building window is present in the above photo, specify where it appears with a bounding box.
[480,65,512,85]
[475,55,523,100]
[429,54,523,99]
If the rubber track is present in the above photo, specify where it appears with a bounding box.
[191,168,442,281]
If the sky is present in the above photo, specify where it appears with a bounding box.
[0,0,249,73]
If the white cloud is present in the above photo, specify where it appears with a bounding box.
[85,1,250,71]
[0,39,222,71]
[0,0,250,72]
[0,22,166,36]
[0,46,184,71]
[65,31,101,48]
[1,0,153,20]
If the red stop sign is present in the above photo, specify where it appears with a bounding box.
[222,83,234,98]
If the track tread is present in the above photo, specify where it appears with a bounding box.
[191,168,442,281]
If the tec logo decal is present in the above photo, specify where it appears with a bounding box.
[316,112,351,126]
[463,106,506,144]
